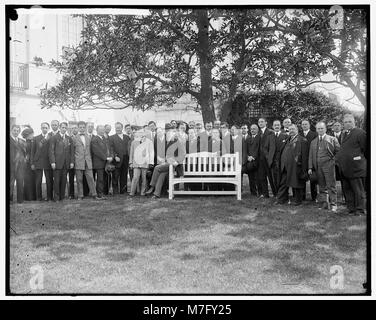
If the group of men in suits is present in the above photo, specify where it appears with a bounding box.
[10,114,367,215]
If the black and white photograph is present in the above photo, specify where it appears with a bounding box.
[4,2,371,298]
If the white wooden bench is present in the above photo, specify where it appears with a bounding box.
[169,152,242,200]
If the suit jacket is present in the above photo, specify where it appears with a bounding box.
[71,134,93,170]
[280,134,309,188]
[154,136,166,165]
[129,138,154,168]
[49,133,74,170]
[31,134,51,169]
[229,135,243,164]
[109,134,130,168]
[245,134,260,161]
[273,131,289,164]
[221,133,231,154]
[210,138,226,156]
[198,131,212,152]
[186,138,200,154]
[166,137,186,177]
[259,128,276,167]
[330,132,343,145]
[91,135,112,170]
[336,127,367,178]
[301,130,317,146]
[308,134,340,171]
[10,136,26,172]
[48,131,59,139]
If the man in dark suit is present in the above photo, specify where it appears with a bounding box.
[103,124,112,194]
[10,124,26,203]
[154,127,166,166]
[336,114,367,215]
[257,117,276,197]
[245,124,260,196]
[91,125,113,198]
[239,124,248,139]
[49,120,60,137]
[146,125,186,198]
[49,122,74,201]
[276,124,309,206]
[271,120,289,192]
[282,118,292,134]
[68,123,78,199]
[301,119,318,202]
[109,122,131,194]
[47,120,60,197]
[330,121,345,201]
[331,121,343,145]
[31,122,53,201]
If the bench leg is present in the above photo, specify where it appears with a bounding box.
[169,165,173,200]
[237,182,241,200]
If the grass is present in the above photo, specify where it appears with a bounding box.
[9,192,367,294]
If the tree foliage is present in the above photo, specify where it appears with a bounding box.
[227,90,349,128]
[40,7,367,123]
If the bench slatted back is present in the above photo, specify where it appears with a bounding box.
[183,153,240,176]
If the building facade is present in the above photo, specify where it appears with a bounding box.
[9,12,203,134]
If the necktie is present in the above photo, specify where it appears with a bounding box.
[319,136,322,142]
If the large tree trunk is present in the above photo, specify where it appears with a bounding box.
[196,9,215,124]
[220,15,246,122]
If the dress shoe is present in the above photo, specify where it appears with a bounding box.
[274,200,287,205]
[145,187,155,195]
[319,202,329,210]
[151,194,160,199]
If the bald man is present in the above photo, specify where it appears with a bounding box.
[308,122,340,212]
[336,114,367,215]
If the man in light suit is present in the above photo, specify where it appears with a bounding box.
[336,114,367,215]
[308,122,340,212]
[49,122,74,201]
[71,121,100,200]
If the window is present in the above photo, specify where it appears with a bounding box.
[61,15,83,50]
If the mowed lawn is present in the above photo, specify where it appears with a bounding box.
[9,193,367,294]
